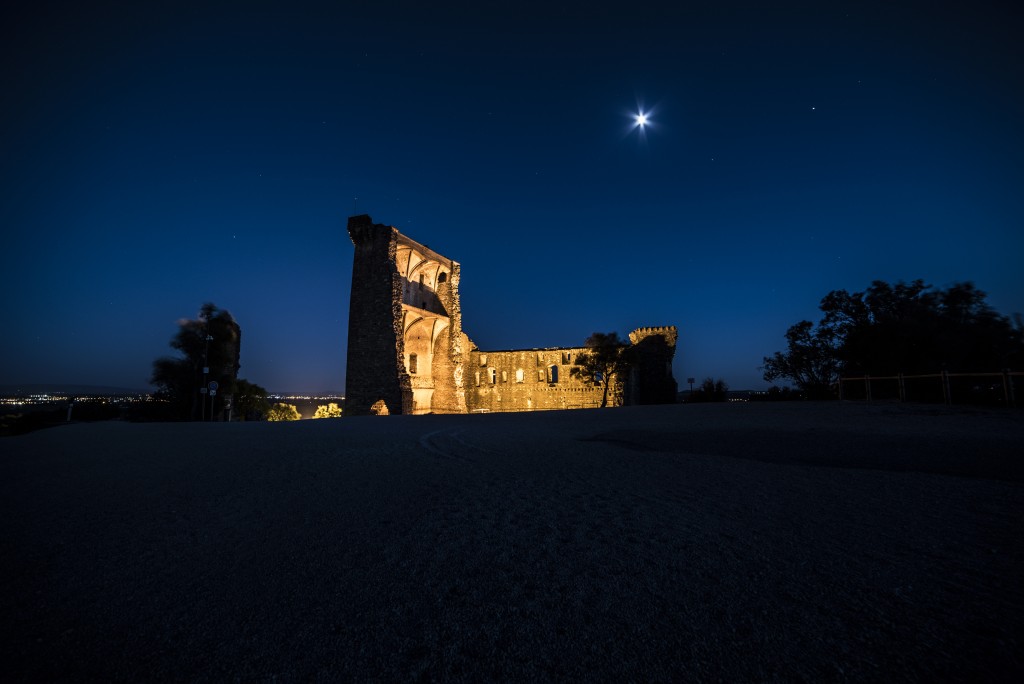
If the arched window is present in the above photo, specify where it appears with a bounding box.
[501,370,508,383]
[549,365,559,383]
[489,368,497,384]
[438,272,448,284]
[418,274,425,290]
[409,353,417,374]
[515,368,524,383]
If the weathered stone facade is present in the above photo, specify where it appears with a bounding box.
[465,347,617,413]
[345,215,678,415]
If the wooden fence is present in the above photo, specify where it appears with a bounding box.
[836,370,1021,407]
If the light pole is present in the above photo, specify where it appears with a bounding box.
[202,333,213,421]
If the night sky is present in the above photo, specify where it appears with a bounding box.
[3,1,1022,393]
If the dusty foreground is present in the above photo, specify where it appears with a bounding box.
[2,403,1022,682]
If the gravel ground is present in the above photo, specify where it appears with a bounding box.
[2,402,1022,682]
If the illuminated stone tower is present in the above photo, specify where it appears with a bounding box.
[344,215,467,416]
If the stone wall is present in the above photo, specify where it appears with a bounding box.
[626,326,680,405]
[465,348,620,412]
[344,215,409,416]
[344,215,677,415]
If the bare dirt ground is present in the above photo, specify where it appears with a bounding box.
[2,402,1022,682]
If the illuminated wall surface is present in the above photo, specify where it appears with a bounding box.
[344,215,678,415]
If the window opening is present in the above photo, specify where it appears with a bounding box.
[409,353,418,374]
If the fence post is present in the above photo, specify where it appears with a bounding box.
[898,372,906,402]
[864,375,872,402]
[941,370,951,405]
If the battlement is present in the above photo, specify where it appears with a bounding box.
[629,326,679,346]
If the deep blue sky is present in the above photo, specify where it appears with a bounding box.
[3,1,1022,393]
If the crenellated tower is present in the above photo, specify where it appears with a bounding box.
[626,326,679,405]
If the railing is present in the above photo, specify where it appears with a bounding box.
[837,370,1021,407]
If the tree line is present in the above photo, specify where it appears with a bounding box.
[763,280,1024,397]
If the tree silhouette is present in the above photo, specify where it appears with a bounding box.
[572,332,631,408]
[764,280,1023,395]
[234,379,270,421]
[762,320,842,398]
[150,303,241,420]
[689,377,729,402]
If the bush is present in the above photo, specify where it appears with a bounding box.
[267,403,301,421]
[312,403,343,419]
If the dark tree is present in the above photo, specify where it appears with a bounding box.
[764,280,1023,394]
[689,377,729,402]
[762,320,842,398]
[234,379,270,421]
[150,303,242,420]
[572,332,631,408]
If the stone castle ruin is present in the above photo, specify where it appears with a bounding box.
[344,215,678,415]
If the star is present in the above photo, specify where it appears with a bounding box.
[635,113,648,127]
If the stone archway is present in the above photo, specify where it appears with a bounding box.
[403,314,450,414]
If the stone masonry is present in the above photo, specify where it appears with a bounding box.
[344,215,678,415]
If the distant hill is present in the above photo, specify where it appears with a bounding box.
[0,384,150,396]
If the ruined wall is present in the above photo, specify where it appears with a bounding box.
[345,215,465,415]
[344,215,409,416]
[626,326,679,405]
[344,215,677,415]
[428,264,468,414]
[465,348,619,412]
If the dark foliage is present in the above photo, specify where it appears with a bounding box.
[688,377,729,403]
[1,401,123,436]
[121,399,181,423]
[572,332,632,408]
[234,379,270,421]
[764,280,1023,394]
[150,303,242,421]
